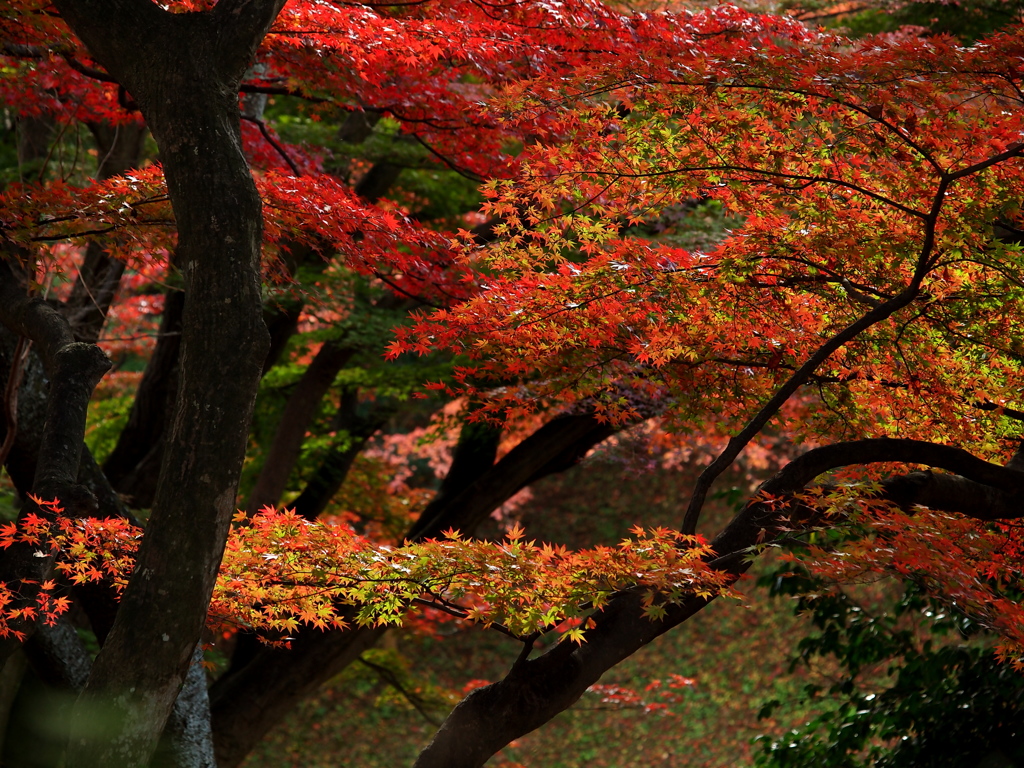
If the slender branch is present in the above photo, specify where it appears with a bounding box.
[357,657,442,726]
[411,135,484,181]
[241,115,303,176]
[682,173,952,534]
[61,54,119,84]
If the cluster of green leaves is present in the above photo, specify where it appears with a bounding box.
[812,0,1024,43]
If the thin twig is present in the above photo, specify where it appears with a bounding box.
[242,115,303,176]
[357,656,443,726]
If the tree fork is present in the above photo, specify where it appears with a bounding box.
[0,256,112,664]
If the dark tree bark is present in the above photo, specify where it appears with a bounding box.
[0,319,52,497]
[0,296,213,766]
[210,623,386,767]
[0,260,112,505]
[25,621,92,693]
[355,160,403,203]
[102,288,184,505]
[0,257,112,662]
[149,646,218,768]
[46,1,285,764]
[246,340,355,513]
[408,413,614,539]
[415,418,502,520]
[262,299,303,375]
[0,310,141,648]
[13,116,55,180]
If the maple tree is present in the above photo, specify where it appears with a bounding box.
[2,0,1024,766]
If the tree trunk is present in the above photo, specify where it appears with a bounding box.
[47,1,285,764]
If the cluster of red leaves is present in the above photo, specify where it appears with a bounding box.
[0,0,718,178]
[254,0,708,177]
[0,0,750,320]
[0,163,474,303]
[391,11,1024,447]
[0,501,119,640]
[0,500,729,645]
[0,576,69,642]
[780,487,1024,668]
[585,673,697,715]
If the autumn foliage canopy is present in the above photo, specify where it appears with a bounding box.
[1,0,1024,764]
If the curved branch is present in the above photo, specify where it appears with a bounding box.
[414,436,1024,768]
[682,166,952,534]
[762,438,1024,497]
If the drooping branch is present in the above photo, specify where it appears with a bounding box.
[209,411,616,767]
[413,436,1024,767]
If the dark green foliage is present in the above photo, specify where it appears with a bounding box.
[755,566,1024,768]
[797,0,1024,43]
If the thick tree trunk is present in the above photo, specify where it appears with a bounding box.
[0,315,214,765]
[47,1,285,765]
